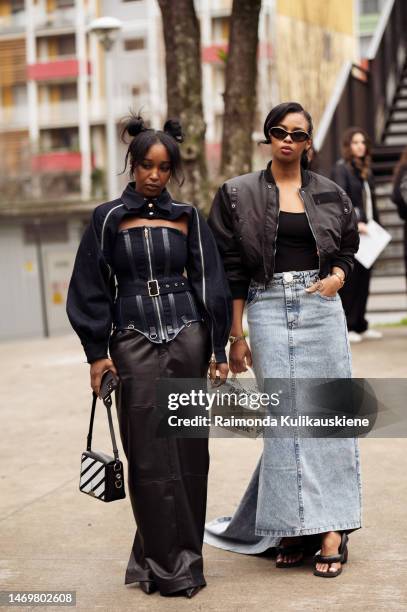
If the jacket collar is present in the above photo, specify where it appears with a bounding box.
[121,181,173,212]
[265,160,311,188]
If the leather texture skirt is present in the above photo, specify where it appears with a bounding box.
[109,321,212,595]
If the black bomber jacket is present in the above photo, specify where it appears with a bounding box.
[208,161,360,299]
[66,182,232,364]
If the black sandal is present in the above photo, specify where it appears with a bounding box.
[276,543,305,568]
[313,532,349,578]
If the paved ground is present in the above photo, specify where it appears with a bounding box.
[1,328,406,611]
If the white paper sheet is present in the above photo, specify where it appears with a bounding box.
[355,220,392,269]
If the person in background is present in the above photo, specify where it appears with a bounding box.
[331,127,382,343]
[391,147,407,285]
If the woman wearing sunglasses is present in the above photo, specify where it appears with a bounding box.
[205,102,362,578]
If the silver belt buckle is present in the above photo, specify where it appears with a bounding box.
[148,279,160,297]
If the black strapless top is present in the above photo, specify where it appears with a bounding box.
[274,211,319,273]
[111,225,204,342]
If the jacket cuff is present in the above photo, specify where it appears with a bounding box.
[229,279,250,300]
[214,348,228,364]
[354,207,366,223]
[330,260,351,280]
[83,342,110,364]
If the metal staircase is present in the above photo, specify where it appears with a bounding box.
[314,0,407,323]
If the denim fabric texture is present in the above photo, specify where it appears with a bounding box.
[204,269,362,554]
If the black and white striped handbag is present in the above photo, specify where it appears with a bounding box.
[79,380,125,503]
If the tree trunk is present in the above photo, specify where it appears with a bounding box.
[221,0,262,179]
[157,0,208,209]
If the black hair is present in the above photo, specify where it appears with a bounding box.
[119,112,185,185]
[261,102,313,169]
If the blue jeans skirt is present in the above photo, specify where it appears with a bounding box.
[204,270,362,554]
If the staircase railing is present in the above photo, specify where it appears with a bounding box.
[313,0,407,175]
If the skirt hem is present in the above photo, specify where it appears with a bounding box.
[255,521,362,537]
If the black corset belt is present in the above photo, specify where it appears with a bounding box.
[117,275,192,298]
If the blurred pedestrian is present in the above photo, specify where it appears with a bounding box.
[331,127,382,342]
[67,114,231,598]
[391,147,407,283]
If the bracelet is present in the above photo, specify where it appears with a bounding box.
[331,271,345,287]
[229,335,246,345]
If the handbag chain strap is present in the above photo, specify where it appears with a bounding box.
[86,392,120,461]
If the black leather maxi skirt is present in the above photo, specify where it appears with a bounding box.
[109,321,212,595]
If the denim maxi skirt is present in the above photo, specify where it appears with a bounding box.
[205,270,362,554]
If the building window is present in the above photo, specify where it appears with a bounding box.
[124,38,145,51]
[57,34,76,56]
[56,0,75,8]
[11,0,24,13]
[361,0,379,14]
[41,127,79,151]
[212,16,230,43]
[59,83,77,101]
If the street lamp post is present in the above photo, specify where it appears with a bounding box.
[88,17,123,201]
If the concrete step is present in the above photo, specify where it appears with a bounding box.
[369,275,406,294]
[392,99,407,110]
[372,160,398,172]
[390,111,407,121]
[384,134,407,145]
[375,182,394,196]
[367,292,407,312]
[378,209,404,224]
[386,122,407,133]
[367,275,407,318]
[376,197,400,211]
[374,258,405,276]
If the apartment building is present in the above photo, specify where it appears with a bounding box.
[0,0,386,340]
[0,0,165,340]
[0,0,165,204]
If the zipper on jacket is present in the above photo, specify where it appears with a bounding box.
[195,209,215,357]
[144,227,165,340]
[100,204,124,283]
[269,184,281,283]
[298,189,321,274]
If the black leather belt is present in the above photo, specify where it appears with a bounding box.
[118,277,192,298]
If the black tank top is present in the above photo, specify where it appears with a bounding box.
[274,211,319,273]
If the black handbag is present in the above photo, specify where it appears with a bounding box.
[79,372,126,502]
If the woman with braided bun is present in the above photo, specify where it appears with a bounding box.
[67,114,231,598]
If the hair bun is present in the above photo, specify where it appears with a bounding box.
[126,116,146,138]
[164,119,184,143]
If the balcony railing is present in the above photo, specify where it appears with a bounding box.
[27,57,91,81]
[0,105,28,130]
[0,10,26,34]
[34,5,76,31]
[0,92,152,131]
[31,151,95,173]
[202,44,228,63]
